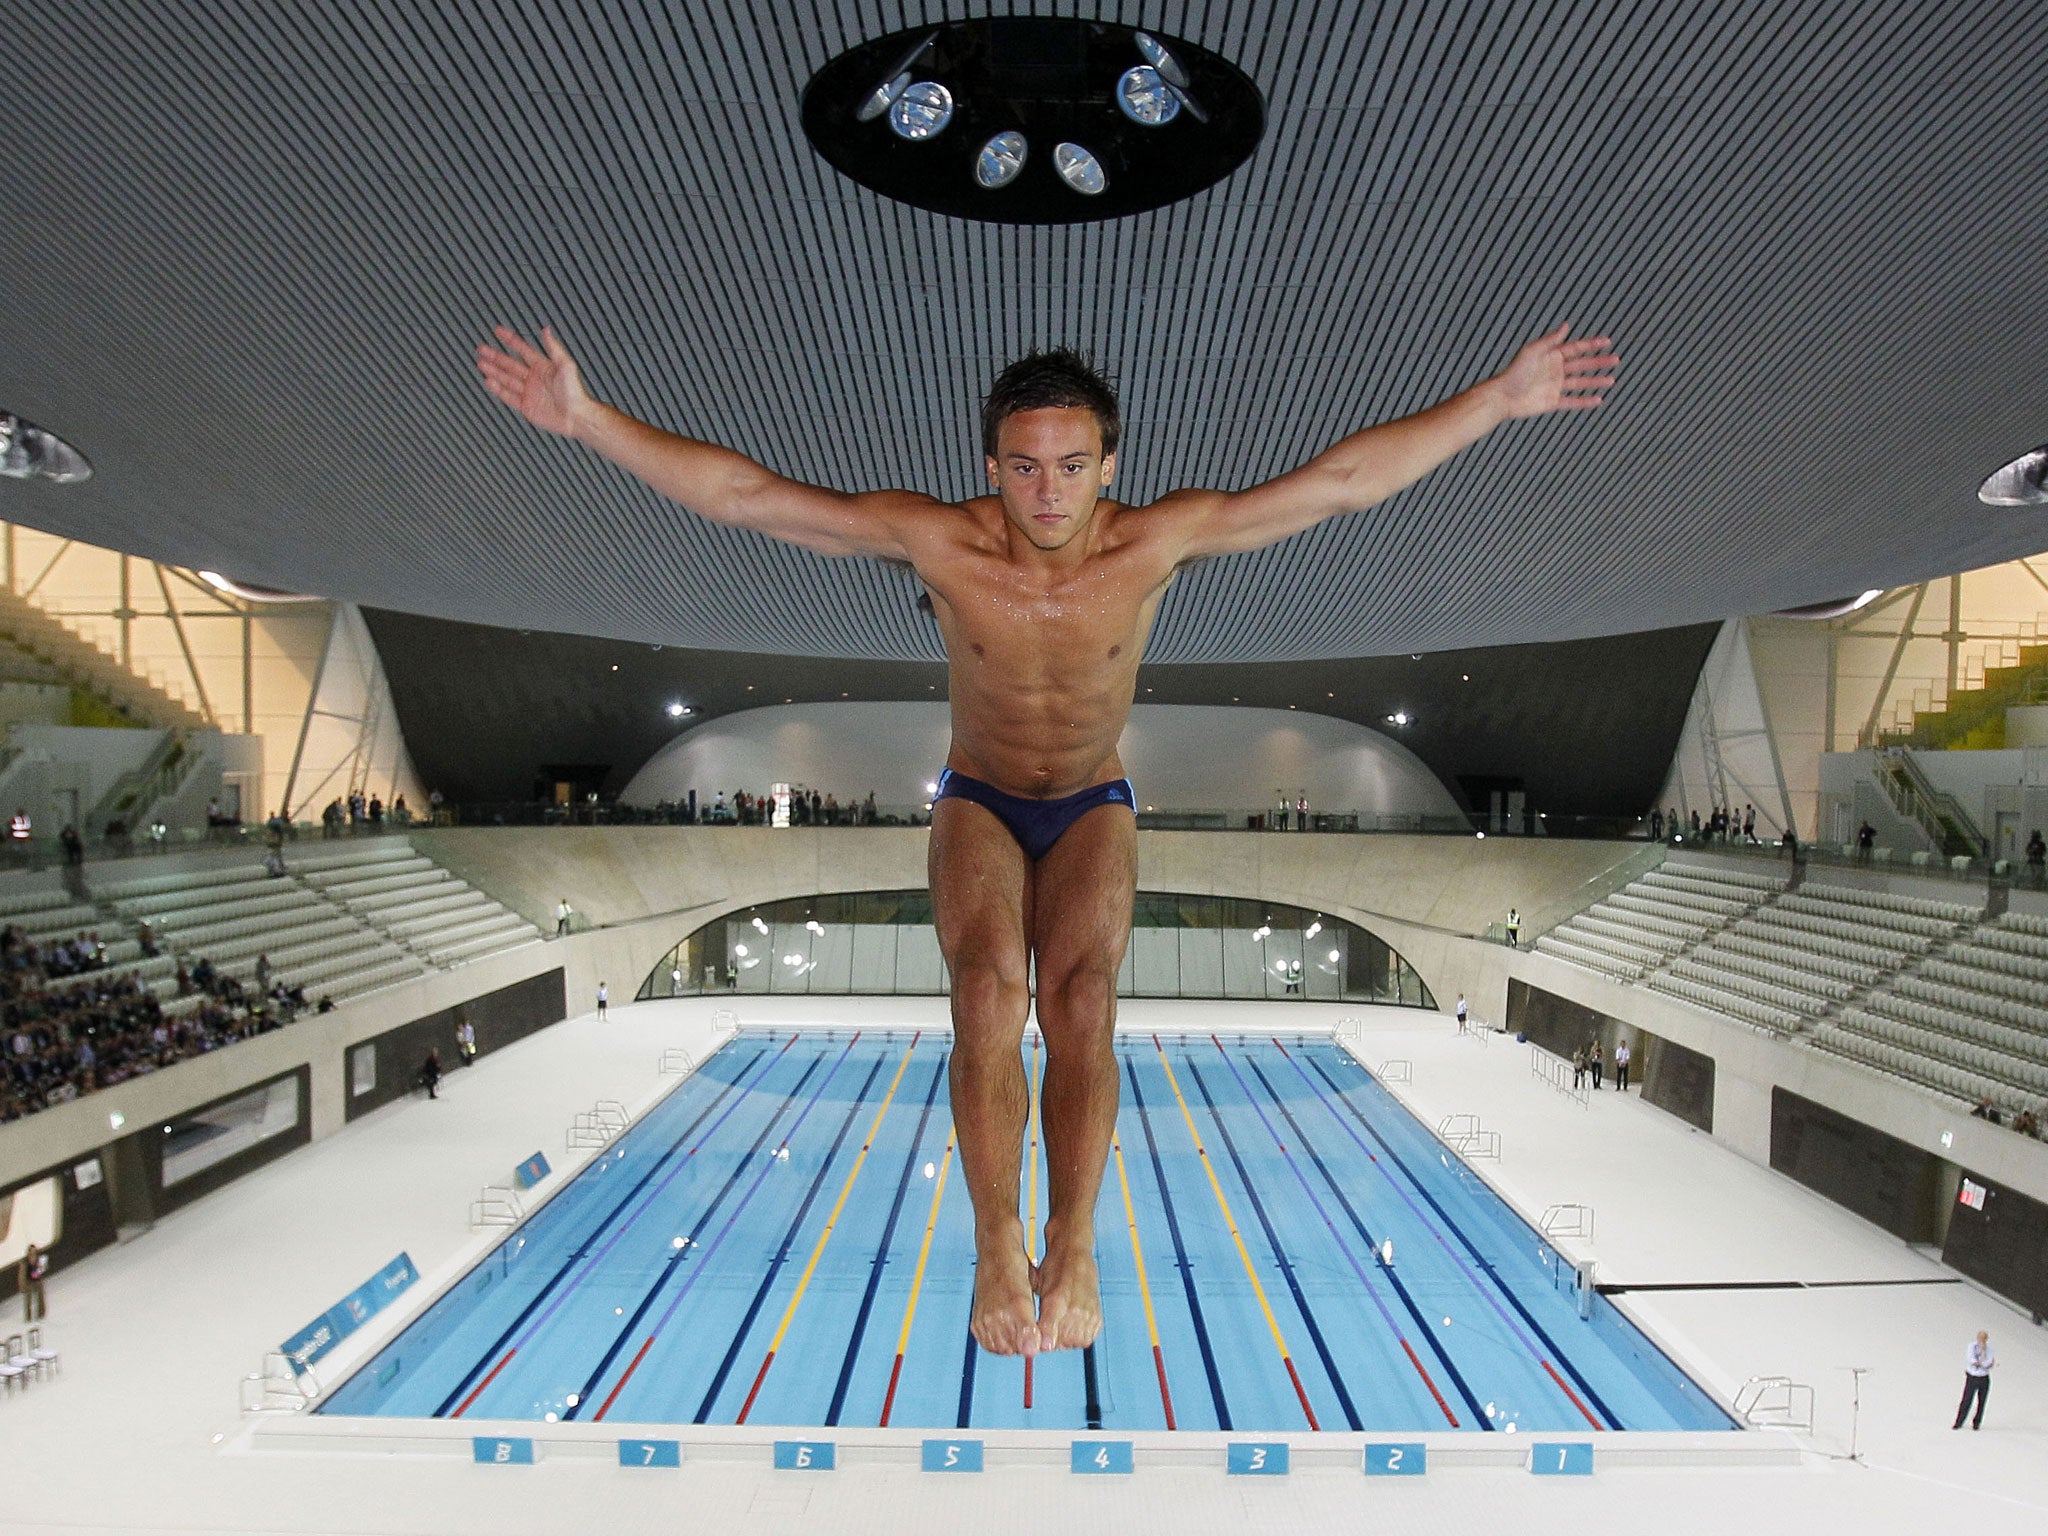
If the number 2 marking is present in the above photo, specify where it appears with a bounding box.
[1386,1448,1402,1470]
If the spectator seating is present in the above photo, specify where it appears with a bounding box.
[292,841,541,968]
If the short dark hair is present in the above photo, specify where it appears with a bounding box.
[981,348,1120,460]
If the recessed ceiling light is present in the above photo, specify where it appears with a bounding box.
[1979,443,2048,506]
[975,130,1028,188]
[888,80,953,140]
[1054,142,1106,195]
[0,411,91,482]
[1116,66,1181,125]
[854,31,936,121]
[665,701,687,718]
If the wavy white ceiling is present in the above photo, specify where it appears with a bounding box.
[2,1,2046,661]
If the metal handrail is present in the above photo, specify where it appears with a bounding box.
[1733,1375,1816,1430]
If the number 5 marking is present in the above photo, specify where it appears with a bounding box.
[944,1445,960,1468]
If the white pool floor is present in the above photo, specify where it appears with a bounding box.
[6,995,2044,1535]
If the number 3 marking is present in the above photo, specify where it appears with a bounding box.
[1249,1447,1266,1470]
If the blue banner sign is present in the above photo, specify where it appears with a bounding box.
[1228,1442,1289,1475]
[1364,1442,1426,1476]
[280,1252,419,1373]
[1530,1442,1594,1476]
[921,1439,983,1472]
[515,1152,551,1189]
[618,1439,680,1468]
[774,1440,835,1470]
[1071,1440,1134,1474]
[473,1437,534,1465]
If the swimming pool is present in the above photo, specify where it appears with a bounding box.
[318,1030,1734,1433]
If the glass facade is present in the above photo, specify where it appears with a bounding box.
[636,890,1435,1008]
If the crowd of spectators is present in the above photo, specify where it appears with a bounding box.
[1970,1095,2045,1141]
[319,791,414,838]
[0,923,319,1125]
[694,789,888,826]
[1650,803,1759,844]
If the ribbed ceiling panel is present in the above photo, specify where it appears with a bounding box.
[2,1,2045,661]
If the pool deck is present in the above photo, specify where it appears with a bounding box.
[9,995,2045,1534]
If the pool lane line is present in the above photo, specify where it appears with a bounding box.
[1150,1034,1320,1431]
[826,1056,948,1426]
[1126,1056,1228,1429]
[1184,1056,1360,1431]
[1292,1043,1614,1431]
[878,1121,958,1427]
[1227,1042,1473,1429]
[1023,1030,1041,1412]
[698,1049,893,1422]
[1081,1343,1102,1430]
[1110,1124,1176,1428]
[442,1037,785,1418]
[583,1037,857,1422]
[731,1032,924,1424]
[956,1317,979,1428]
[1244,1055,1486,1430]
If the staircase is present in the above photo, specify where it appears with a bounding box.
[0,588,211,731]
[1872,749,1987,860]
[1882,642,2048,752]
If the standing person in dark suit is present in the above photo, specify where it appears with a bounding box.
[18,1242,47,1322]
[1589,1042,1604,1090]
[417,1049,443,1100]
[1954,1331,1995,1429]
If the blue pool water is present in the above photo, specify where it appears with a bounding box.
[320,1030,1734,1432]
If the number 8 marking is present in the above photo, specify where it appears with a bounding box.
[493,1443,511,1463]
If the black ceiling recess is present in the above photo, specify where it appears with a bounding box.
[800,18,1265,224]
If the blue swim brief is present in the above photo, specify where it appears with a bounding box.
[932,767,1135,862]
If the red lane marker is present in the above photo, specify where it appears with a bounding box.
[450,1348,515,1418]
[734,1350,777,1426]
[1152,1345,1177,1430]
[1400,1339,1459,1427]
[1023,1357,1033,1409]
[1281,1356,1321,1431]
[1543,1359,1606,1429]
[593,1335,656,1422]
[879,1354,908,1426]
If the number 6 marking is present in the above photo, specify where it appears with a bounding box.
[795,1446,812,1467]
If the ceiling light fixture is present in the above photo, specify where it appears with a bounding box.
[665,701,690,718]
[888,80,954,140]
[854,31,937,122]
[0,411,92,483]
[196,570,321,603]
[1054,142,1106,195]
[1116,66,1181,125]
[975,131,1027,188]
[1979,442,2048,506]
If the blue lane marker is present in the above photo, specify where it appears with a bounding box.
[1071,1439,1134,1474]
[774,1439,835,1470]
[1531,1442,1594,1476]
[1227,1442,1289,1475]
[472,1436,534,1464]
[921,1438,983,1472]
[1364,1442,1426,1476]
[618,1438,680,1468]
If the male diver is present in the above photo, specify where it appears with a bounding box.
[477,323,1617,1356]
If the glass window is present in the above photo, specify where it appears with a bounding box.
[634,891,1433,1008]
[161,1077,301,1187]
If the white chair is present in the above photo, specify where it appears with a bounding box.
[25,1328,55,1376]
[5,1333,36,1383]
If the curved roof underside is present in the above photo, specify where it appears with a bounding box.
[3,2,2047,662]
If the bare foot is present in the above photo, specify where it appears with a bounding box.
[1033,1241,1102,1351]
[971,1222,1039,1356]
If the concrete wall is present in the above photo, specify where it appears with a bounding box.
[619,701,1464,820]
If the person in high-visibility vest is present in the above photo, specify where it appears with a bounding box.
[7,809,29,842]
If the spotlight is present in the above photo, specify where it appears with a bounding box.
[888,81,953,140]
[1116,66,1181,125]
[1979,442,2048,505]
[665,701,689,718]
[854,31,936,122]
[1054,142,1106,195]
[975,131,1027,188]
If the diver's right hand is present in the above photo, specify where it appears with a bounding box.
[476,324,593,438]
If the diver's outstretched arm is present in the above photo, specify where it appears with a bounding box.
[477,325,939,560]
[1160,325,1618,562]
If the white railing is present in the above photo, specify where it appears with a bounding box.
[711,1009,740,1037]
[240,1351,312,1415]
[1529,1046,1590,1107]
[659,1046,696,1075]
[469,1185,522,1227]
[1734,1375,1816,1430]
[1436,1113,1503,1160]
[1540,1203,1596,1240]
[1375,1057,1412,1083]
[567,1100,629,1150]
